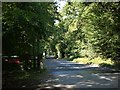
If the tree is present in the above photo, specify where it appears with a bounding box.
[2,2,57,70]
[54,2,120,66]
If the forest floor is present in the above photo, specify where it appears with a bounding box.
[2,57,120,90]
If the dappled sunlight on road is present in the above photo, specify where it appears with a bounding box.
[53,84,75,89]
[37,59,120,89]
[5,59,118,89]
[36,83,76,90]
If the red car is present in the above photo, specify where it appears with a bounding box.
[2,55,21,64]
[8,55,21,64]
[2,55,22,70]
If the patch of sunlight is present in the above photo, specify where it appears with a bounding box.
[46,78,59,82]
[72,58,90,64]
[45,86,53,89]
[58,74,68,77]
[111,77,117,79]
[88,64,99,67]
[53,84,75,88]
[68,20,78,32]
[87,85,92,87]
[72,57,114,66]
[53,84,63,87]
[76,80,97,85]
[99,76,113,81]
[71,75,84,78]
[56,67,65,69]
[65,85,76,88]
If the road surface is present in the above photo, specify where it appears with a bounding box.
[35,58,119,89]
[2,57,119,90]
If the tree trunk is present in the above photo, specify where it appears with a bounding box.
[37,53,43,69]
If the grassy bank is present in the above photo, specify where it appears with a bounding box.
[72,57,114,67]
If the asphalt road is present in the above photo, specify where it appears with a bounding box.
[36,58,119,90]
[2,57,120,90]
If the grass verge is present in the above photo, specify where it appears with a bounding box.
[72,57,114,67]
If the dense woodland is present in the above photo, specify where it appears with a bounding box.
[2,2,120,70]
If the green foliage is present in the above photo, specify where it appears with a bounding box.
[3,2,120,68]
[2,2,58,70]
[55,2,120,66]
[2,2,57,56]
